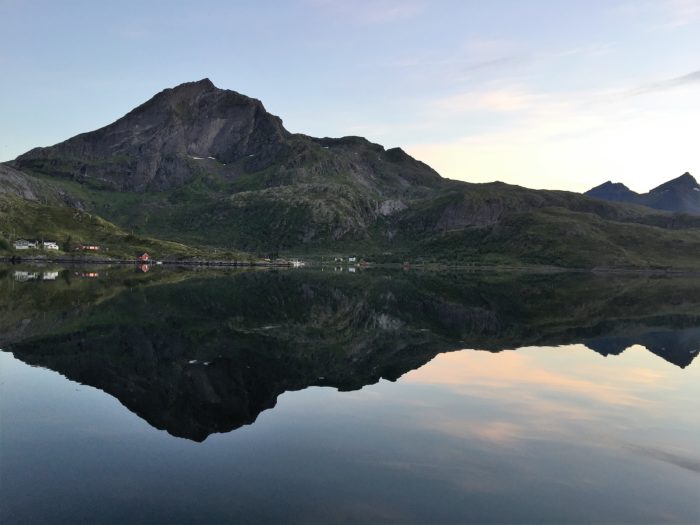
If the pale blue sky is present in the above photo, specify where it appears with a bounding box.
[1,0,699,191]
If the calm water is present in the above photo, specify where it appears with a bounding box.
[0,266,698,524]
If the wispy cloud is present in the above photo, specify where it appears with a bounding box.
[629,69,700,96]
[404,66,700,190]
[432,88,537,114]
[420,65,700,140]
[664,0,700,27]
[390,55,523,74]
[623,443,700,473]
[611,0,700,29]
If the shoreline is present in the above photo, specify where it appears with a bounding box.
[0,256,295,268]
[3,256,700,276]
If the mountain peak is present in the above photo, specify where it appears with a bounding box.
[677,172,697,185]
[586,172,700,214]
[650,172,698,193]
[170,77,217,93]
[151,77,222,104]
[601,181,630,190]
[14,79,290,191]
[585,180,638,203]
[195,77,215,87]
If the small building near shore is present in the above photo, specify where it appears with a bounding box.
[43,241,59,250]
[14,240,37,250]
[14,271,39,281]
[77,244,100,251]
[138,252,150,262]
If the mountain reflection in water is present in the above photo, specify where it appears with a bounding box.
[1,266,698,442]
[2,265,699,524]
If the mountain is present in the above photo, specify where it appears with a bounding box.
[6,79,700,268]
[642,173,700,214]
[586,181,639,203]
[14,79,289,191]
[14,78,442,196]
[586,173,700,214]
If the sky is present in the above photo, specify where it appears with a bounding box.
[1,0,699,192]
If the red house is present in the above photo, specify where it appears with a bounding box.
[138,252,150,262]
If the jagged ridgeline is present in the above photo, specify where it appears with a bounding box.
[586,173,700,214]
[2,268,698,441]
[5,79,700,267]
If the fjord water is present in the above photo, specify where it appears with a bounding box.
[1,266,698,524]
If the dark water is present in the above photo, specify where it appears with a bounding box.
[0,265,698,524]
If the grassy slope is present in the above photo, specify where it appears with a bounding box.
[0,193,250,260]
[410,208,700,269]
[23,168,382,252]
[11,165,700,269]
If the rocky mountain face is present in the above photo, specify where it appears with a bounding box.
[13,79,442,196]
[0,164,43,201]
[0,163,81,208]
[6,79,700,267]
[14,79,291,191]
[586,173,700,214]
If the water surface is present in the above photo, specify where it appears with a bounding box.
[1,266,698,523]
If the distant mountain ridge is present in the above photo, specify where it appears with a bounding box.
[586,173,700,215]
[4,79,700,269]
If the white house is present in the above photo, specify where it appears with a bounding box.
[43,241,59,250]
[14,240,37,250]
[348,257,357,263]
[14,271,40,281]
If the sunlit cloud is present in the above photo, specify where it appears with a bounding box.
[432,88,536,113]
[405,71,700,191]
[390,343,699,472]
[441,420,524,446]
[404,347,653,407]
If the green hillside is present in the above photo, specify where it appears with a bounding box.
[6,79,700,270]
[0,193,249,260]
